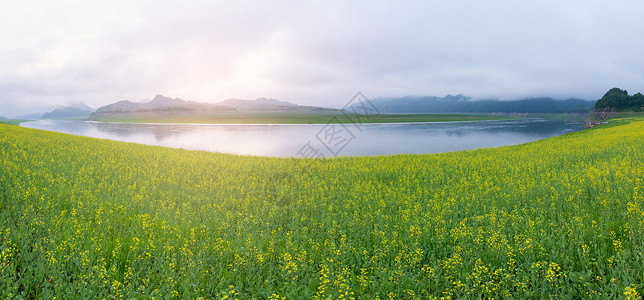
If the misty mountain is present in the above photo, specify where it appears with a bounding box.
[42,102,95,119]
[219,97,342,113]
[68,101,94,111]
[42,107,93,119]
[220,97,297,111]
[13,113,43,120]
[91,95,340,121]
[352,95,596,114]
[93,95,228,114]
[0,116,5,119]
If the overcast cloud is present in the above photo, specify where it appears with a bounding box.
[1,0,644,116]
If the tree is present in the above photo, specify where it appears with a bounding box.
[595,87,629,109]
[632,93,644,110]
[594,87,644,111]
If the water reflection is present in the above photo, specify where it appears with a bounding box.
[22,119,585,157]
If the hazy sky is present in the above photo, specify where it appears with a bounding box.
[2,0,644,116]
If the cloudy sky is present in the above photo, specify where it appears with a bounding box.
[1,0,644,116]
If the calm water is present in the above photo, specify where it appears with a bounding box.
[22,119,585,157]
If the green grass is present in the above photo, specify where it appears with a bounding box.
[524,113,591,123]
[612,112,644,119]
[92,112,512,124]
[1,117,643,298]
[0,119,26,126]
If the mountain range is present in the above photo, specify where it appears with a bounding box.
[24,94,599,122]
[352,95,596,114]
[41,102,94,119]
[88,95,342,121]
[92,95,234,114]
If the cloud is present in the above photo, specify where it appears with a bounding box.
[2,0,644,115]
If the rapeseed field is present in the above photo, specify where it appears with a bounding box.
[1,118,643,298]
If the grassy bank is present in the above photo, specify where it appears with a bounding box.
[91,112,512,124]
[1,118,643,298]
[613,112,644,119]
[0,119,26,126]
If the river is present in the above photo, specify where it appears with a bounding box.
[21,118,585,157]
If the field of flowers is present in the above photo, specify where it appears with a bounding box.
[1,118,643,299]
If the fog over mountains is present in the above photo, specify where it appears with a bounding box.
[93,95,234,113]
[25,94,598,120]
[88,95,342,121]
[41,102,94,119]
[353,95,595,114]
[93,95,305,113]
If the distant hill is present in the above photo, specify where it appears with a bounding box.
[42,107,93,119]
[89,95,341,122]
[219,98,342,113]
[41,101,94,119]
[350,95,596,114]
[42,102,94,119]
[595,88,644,111]
[13,113,43,120]
[0,116,5,119]
[93,95,227,114]
[220,98,297,112]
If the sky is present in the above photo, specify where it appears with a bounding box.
[2,0,644,116]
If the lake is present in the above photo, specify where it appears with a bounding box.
[21,119,585,157]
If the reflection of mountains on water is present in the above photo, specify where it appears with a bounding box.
[22,118,586,157]
[373,119,581,138]
[89,123,292,142]
[90,123,201,141]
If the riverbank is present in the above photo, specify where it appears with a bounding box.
[0,119,25,126]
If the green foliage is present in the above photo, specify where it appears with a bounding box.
[595,88,644,111]
[633,93,644,109]
[1,119,644,298]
